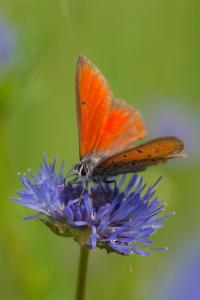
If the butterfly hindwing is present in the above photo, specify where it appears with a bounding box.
[95,98,146,155]
[93,136,185,177]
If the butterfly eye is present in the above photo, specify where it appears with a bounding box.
[80,166,87,176]
[74,163,88,177]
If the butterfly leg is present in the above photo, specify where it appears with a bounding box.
[78,180,89,200]
[97,179,108,195]
[103,178,117,194]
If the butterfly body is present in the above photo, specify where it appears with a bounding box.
[73,54,185,186]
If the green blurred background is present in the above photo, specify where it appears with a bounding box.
[0,1,200,299]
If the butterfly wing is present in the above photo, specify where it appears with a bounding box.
[93,136,185,176]
[95,98,146,155]
[76,55,146,160]
[76,54,112,159]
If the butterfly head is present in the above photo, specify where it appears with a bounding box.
[73,162,90,180]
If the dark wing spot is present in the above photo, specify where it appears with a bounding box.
[81,101,86,105]
[155,149,160,153]
[136,149,143,153]
[123,154,127,158]
[111,160,115,163]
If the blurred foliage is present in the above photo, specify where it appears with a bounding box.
[0,0,200,299]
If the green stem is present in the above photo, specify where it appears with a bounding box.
[75,247,89,300]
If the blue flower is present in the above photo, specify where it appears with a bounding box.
[13,155,173,256]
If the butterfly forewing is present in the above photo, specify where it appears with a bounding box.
[76,55,146,160]
[93,137,184,177]
[76,55,112,159]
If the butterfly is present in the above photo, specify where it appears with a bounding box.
[72,54,185,187]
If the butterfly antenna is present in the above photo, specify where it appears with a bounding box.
[30,172,56,187]
[63,166,77,184]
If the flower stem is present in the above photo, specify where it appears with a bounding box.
[75,246,89,300]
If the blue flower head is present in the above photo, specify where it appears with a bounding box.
[13,155,173,256]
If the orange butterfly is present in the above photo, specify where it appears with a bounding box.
[72,55,185,185]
